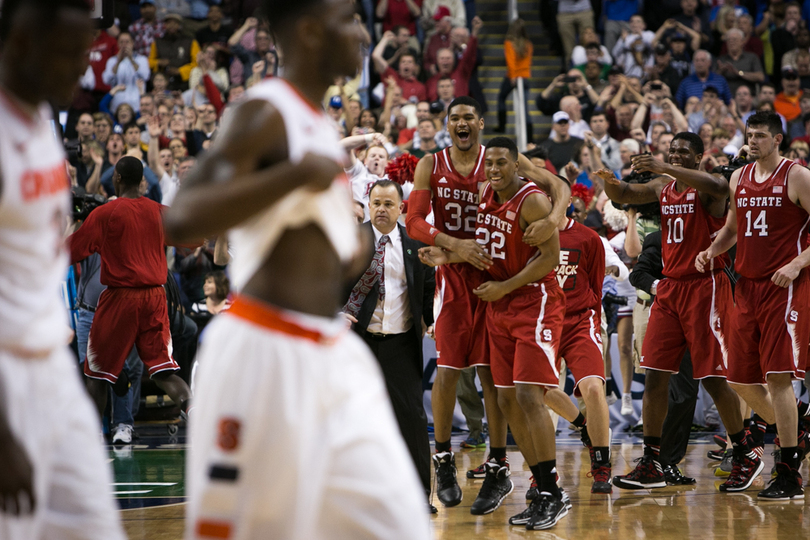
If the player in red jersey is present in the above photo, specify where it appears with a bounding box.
[598,132,757,492]
[419,138,568,531]
[697,111,810,500]
[543,203,612,494]
[406,98,569,511]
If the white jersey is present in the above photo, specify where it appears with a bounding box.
[229,78,360,291]
[0,89,71,354]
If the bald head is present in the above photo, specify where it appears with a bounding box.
[560,96,582,121]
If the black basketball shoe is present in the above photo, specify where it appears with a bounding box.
[758,463,804,500]
[470,461,513,515]
[612,455,666,490]
[433,452,463,506]
[525,493,570,530]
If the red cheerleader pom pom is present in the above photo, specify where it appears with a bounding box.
[385,153,420,186]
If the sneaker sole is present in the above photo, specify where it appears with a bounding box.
[470,482,514,515]
[714,467,731,477]
[526,506,569,530]
[612,477,667,490]
[467,471,487,479]
[720,460,764,492]
[757,491,805,501]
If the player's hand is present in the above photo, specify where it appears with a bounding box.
[0,434,36,515]
[523,217,556,247]
[595,168,620,186]
[772,261,801,288]
[341,312,358,324]
[474,281,509,302]
[606,265,619,277]
[299,153,341,191]
[632,153,666,175]
[418,246,450,267]
[695,248,714,273]
[452,239,492,271]
[426,325,435,339]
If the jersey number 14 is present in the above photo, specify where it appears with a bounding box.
[744,210,768,237]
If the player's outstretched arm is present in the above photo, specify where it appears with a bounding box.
[164,99,341,244]
[597,168,663,206]
[696,170,740,272]
[418,246,465,267]
[0,374,35,515]
[518,153,571,246]
[475,193,560,302]
[773,165,810,287]
[632,153,728,199]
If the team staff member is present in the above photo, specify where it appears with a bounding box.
[698,111,810,500]
[69,157,192,422]
[344,180,436,511]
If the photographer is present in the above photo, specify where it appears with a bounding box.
[536,69,600,121]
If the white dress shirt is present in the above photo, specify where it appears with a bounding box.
[367,225,412,335]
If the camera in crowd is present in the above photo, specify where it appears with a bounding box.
[65,139,83,165]
[71,186,106,221]
[621,153,661,218]
[711,156,750,182]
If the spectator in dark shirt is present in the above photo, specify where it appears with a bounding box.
[149,13,200,91]
[228,17,276,84]
[382,25,420,72]
[194,4,231,51]
[647,43,686,92]
[541,111,584,172]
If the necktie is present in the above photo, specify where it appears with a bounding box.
[344,235,389,318]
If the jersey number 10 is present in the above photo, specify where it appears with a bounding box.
[666,217,684,244]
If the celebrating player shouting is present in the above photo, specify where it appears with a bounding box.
[599,133,758,492]
[406,99,569,514]
[420,138,569,530]
[697,111,810,500]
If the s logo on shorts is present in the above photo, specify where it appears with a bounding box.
[542,329,552,342]
[218,418,242,452]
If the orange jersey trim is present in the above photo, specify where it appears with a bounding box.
[227,295,327,344]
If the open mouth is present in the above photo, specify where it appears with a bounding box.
[456,128,470,143]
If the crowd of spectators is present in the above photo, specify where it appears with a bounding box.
[64,0,810,433]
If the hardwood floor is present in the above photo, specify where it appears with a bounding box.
[120,434,810,539]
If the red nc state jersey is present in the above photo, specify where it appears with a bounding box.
[556,218,605,317]
[430,146,486,240]
[660,180,729,279]
[476,181,555,286]
[735,159,810,280]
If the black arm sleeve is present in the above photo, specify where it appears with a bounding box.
[629,230,663,295]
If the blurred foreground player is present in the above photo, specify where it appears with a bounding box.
[0,1,125,538]
[164,0,431,538]
[420,138,568,530]
[698,111,810,500]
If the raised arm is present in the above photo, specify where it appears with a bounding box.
[597,168,664,205]
[147,116,165,178]
[227,17,257,47]
[631,153,728,200]
[371,32,395,75]
[163,99,341,243]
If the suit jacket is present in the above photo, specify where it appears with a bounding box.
[352,222,436,374]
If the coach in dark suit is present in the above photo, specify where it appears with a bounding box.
[344,180,436,506]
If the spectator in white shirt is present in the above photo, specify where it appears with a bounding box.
[102,32,151,113]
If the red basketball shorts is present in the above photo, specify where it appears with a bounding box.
[640,272,731,379]
[488,281,566,388]
[559,308,605,394]
[728,273,810,384]
[434,264,488,370]
[85,286,178,383]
